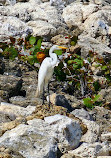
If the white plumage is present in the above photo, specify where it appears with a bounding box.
[35,45,67,99]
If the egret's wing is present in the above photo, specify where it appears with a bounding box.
[36,58,53,97]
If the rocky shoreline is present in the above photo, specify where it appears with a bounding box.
[0,0,111,158]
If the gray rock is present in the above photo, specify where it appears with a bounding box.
[62,3,83,28]
[81,119,100,143]
[0,115,82,157]
[78,35,111,58]
[68,142,111,158]
[48,93,72,111]
[0,102,36,117]
[27,20,56,37]
[90,106,111,133]
[0,74,23,98]
[0,15,32,42]
[101,133,111,142]
[29,115,82,152]
[0,123,58,158]
[98,88,111,103]
[71,108,93,120]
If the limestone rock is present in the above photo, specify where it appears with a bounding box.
[71,108,100,143]
[78,36,111,58]
[0,16,32,42]
[90,106,111,133]
[71,108,93,120]
[81,119,100,143]
[83,8,111,37]
[0,75,23,98]
[97,156,111,158]
[98,88,111,103]
[29,114,82,152]
[0,102,36,117]
[81,4,99,20]
[51,34,70,45]
[0,115,82,157]
[101,133,111,142]
[48,93,72,112]
[68,142,111,158]
[9,96,42,107]
[27,20,56,36]
[0,124,58,158]
[62,3,83,28]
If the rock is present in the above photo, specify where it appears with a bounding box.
[62,3,99,29]
[0,102,36,117]
[0,116,27,136]
[81,4,99,20]
[101,133,111,142]
[97,156,111,158]
[29,114,82,152]
[71,108,100,143]
[83,8,111,38]
[0,0,6,5]
[0,112,15,124]
[9,96,42,107]
[31,2,60,27]
[27,20,56,36]
[98,88,111,103]
[71,108,93,120]
[0,16,32,42]
[69,45,81,53]
[0,90,8,101]
[89,106,111,133]
[48,93,72,112]
[78,35,111,58]
[51,35,70,45]
[68,142,111,158]
[78,6,111,57]
[60,153,73,158]
[0,115,82,157]
[0,74,23,98]
[0,123,58,158]
[80,119,100,143]
[62,3,83,28]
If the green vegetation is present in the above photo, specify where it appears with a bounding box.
[0,35,111,109]
[83,94,100,109]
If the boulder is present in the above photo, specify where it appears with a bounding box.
[71,108,93,120]
[30,114,82,152]
[0,102,36,117]
[27,20,56,36]
[71,109,100,143]
[68,142,111,158]
[48,93,72,112]
[78,35,111,58]
[0,15,32,42]
[0,75,23,98]
[0,115,82,157]
[81,119,100,143]
[0,123,58,158]
[62,3,83,28]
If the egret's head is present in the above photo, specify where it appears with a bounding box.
[53,45,68,50]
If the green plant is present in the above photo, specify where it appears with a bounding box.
[83,94,100,109]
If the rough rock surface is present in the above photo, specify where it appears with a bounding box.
[0,115,82,157]
[67,142,111,158]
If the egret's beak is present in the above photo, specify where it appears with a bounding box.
[58,46,68,49]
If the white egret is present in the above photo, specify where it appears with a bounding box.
[35,45,67,105]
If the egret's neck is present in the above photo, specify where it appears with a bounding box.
[49,47,58,67]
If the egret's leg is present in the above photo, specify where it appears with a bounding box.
[48,82,50,107]
[42,84,45,105]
